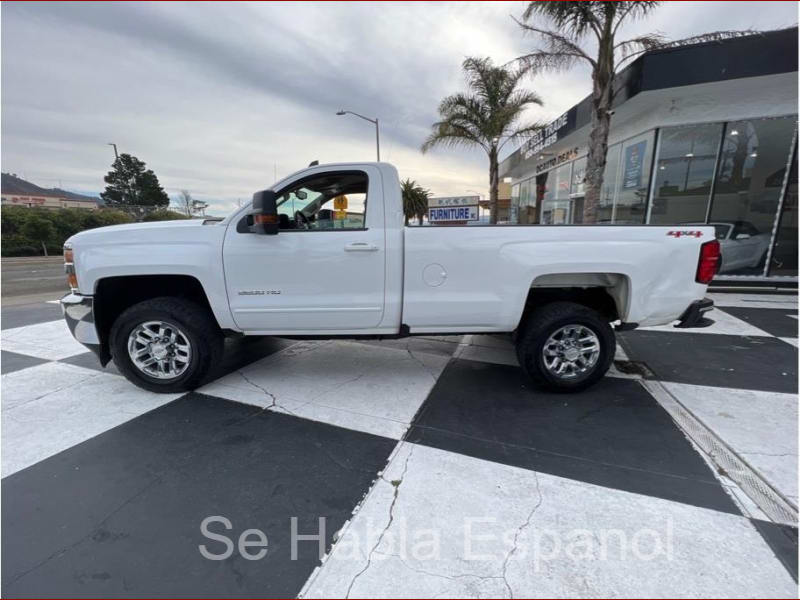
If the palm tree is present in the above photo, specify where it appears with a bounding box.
[516,1,757,223]
[401,178,430,225]
[422,57,544,224]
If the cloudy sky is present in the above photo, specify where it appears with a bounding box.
[2,1,796,214]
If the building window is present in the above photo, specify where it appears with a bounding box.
[598,144,621,223]
[540,162,573,224]
[518,178,537,224]
[650,123,723,225]
[710,116,796,276]
[570,157,587,224]
[509,183,520,224]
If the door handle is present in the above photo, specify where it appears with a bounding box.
[344,242,379,252]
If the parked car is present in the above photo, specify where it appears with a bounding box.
[61,162,718,394]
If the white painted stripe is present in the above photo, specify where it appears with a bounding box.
[2,363,180,477]
[1,319,88,360]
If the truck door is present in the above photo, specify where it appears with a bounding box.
[222,167,386,332]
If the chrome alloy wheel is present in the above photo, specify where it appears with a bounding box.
[127,320,192,380]
[542,324,601,379]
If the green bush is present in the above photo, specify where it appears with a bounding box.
[141,209,191,222]
[1,206,135,256]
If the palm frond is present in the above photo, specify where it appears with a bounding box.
[422,55,545,155]
[514,18,596,70]
[615,33,667,58]
[502,121,548,150]
[522,1,602,40]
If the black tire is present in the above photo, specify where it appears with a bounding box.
[515,301,615,393]
[110,296,223,393]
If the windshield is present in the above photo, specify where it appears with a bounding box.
[277,187,322,219]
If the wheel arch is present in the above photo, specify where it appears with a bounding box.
[93,274,222,365]
[515,272,631,333]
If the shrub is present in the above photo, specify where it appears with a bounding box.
[1,206,135,256]
[141,209,192,222]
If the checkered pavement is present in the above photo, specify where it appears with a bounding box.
[1,293,797,597]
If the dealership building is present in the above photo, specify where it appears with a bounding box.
[499,27,798,283]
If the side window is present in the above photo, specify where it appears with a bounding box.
[276,171,368,231]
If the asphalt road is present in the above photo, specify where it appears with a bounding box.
[2,257,69,302]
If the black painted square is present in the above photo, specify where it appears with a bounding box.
[60,351,121,376]
[619,330,797,393]
[2,393,395,598]
[719,306,798,339]
[1,303,63,330]
[406,358,739,514]
[1,350,49,374]
[750,519,798,583]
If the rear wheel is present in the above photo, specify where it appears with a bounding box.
[110,297,223,393]
[515,301,615,392]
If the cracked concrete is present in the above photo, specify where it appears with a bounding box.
[198,340,450,439]
[303,443,796,598]
[344,444,416,598]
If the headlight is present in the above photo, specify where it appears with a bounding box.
[64,243,78,289]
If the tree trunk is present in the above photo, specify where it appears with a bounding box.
[41,241,48,257]
[489,145,499,225]
[583,103,611,224]
[583,22,615,224]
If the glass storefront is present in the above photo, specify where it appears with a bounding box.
[540,162,573,224]
[650,123,723,225]
[709,117,796,275]
[771,148,798,276]
[507,116,797,279]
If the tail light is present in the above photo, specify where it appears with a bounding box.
[696,240,721,284]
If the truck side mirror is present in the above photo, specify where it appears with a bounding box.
[250,189,279,235]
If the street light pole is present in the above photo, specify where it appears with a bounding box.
[336,110,380,161]
[107,143,119,161]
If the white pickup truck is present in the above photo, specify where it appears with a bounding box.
[61,162,719,393]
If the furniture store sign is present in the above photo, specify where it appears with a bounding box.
[428,196,479,223]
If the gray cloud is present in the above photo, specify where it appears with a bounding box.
[2,1,796,214]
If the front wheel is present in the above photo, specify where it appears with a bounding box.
[110,297,223,393]
[515,301,615,393]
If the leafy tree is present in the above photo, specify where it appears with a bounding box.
[21,215,55,256]
[142,209,192,222]
[1,207,134,256]
[516,1,756,223]
[176,189,193,216]
[101,153,170,207]
[422,57,543,224]
[401,178,430,225]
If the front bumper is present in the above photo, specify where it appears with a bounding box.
[61,293,104,360]
[674,297,715,329]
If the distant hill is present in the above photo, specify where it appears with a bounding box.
[1,173,99,203]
